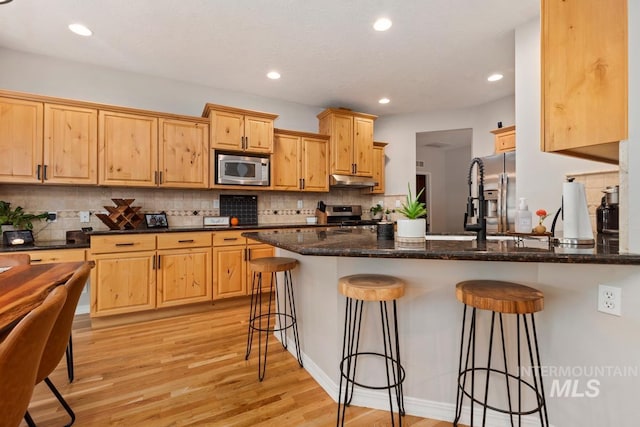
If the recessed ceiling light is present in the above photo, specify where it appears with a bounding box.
[487,73,504,82]
[378,98,390,104]
[267,71,281,80]
[68,23,92,36]
[373,18,392,32]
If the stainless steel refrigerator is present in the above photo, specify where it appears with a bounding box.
[482,152,516,233]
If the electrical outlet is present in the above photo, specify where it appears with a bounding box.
[297,200,303,209]
[47,212,57,222]
[395,200,401,208]
[213,199,220,209]
[598,284,622,316]
[79,211,90,223]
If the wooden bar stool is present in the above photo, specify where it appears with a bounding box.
[245,257,303,381]
[337,274,406,427]
[453,280,549,427]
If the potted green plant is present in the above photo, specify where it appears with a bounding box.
[396,184,427,242]
[1,201,48,245]
[370,203,384,220]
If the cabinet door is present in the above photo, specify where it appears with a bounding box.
[91,251,156,317]
[272,133,301,190]
[213,245,247,299]
[98,110,158,186]
[541,0,627,163]
[370,144,385,194]
[328,113,353,175]
[44,104,98,185]
[301,136,329,192]
[157,247,212,307]
[244,115,273,153]
[211,110,243,151]
[495,130,515,153]
[247,244,275,293]
[0,97,43,183]
[159,118,209,188]
[353,117,374,177]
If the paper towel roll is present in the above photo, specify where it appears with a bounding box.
[562,181,594,240]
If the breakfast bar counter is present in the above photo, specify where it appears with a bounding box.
[243,226,640,427]
[242,226,639,265]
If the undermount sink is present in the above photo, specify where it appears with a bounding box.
[424,234,515,241]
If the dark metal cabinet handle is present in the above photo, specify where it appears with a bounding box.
[159,171,163,184]
[154,171,158,185]
[115,242,135,247]
[37,164,41,180]
[43,165,48,180]
[223,237,238,241]
[178,239,195,243]
[157,255,161,269]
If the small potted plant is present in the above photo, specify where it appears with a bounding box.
[534,209,549,234]
[396,184,428,242]
[370,203,384,220]
[0,201,48,245]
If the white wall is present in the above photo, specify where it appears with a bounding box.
[444,146,472,232]
[417,147,446,231]
[0,47,321,132]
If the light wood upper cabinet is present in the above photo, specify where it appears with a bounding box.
[491,126,515,154]
[272,129,329,192]
[44,103,98,184]
[99,110,158,187]
[203,103,278,154]
[317,108,377,177]
[0,97,43,183]
[369,142,387,194]
[159,118,209,188]
[541,0,627,164]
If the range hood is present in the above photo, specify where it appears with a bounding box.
[329,174,376,188]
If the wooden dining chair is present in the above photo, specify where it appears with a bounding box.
[29,262,92,427]
[0,253,31,267]
[0,286,67,427]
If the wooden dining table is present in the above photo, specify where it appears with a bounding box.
[0,261,89,333]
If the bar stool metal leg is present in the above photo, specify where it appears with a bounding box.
[246,265,302,381]
[337,297,405,427]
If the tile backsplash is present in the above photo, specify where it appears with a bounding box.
[0,184,390,242]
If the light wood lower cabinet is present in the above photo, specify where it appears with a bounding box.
[91,251,157,316]
[90,232,212,317]
[212,230,275,299]
[90,230,274,317]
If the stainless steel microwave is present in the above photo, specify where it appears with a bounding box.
[214,152,270,186]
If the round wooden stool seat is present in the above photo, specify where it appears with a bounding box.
[249,257,298,273]
[339,274,405,302]
[455,280,544,314]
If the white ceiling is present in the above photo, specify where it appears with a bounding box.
[0,0,539,116]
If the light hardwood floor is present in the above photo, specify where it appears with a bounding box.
[24,297,459,426]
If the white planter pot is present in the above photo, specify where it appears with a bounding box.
[396,218,426,243]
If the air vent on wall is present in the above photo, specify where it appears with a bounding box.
[416,161,425,167]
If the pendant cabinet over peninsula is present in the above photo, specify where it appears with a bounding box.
[541,0,628,164]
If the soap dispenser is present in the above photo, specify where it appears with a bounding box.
[515,197,533,233]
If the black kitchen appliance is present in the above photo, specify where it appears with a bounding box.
[596,187,619,235]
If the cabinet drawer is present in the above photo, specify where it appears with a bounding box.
[212,230,246,247]
[91,234,156,254]
[26,249,86,264]
[157,232,211,249]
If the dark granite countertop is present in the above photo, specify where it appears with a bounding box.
[0,223,325,252]
[242,226,640,265]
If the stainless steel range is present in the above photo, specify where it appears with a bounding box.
[320,205,379,226]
